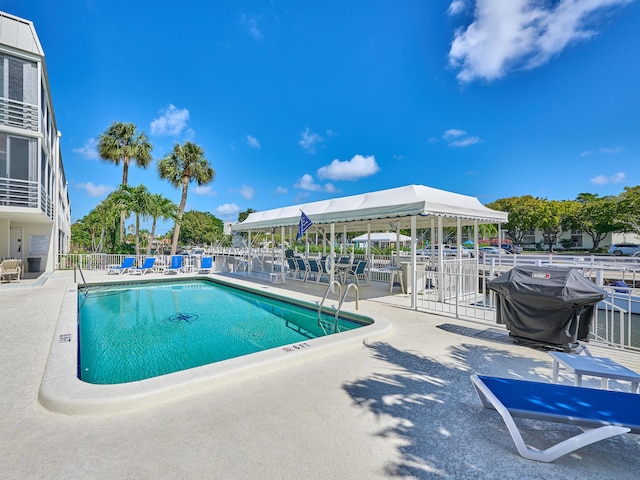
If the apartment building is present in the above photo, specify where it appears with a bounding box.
[0,11,70,274]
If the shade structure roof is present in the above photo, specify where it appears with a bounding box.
[233,184,508,233]
[351,232,412,243]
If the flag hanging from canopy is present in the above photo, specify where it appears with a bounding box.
[296,211,313,240]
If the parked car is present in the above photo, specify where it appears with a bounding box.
[608,243,640,256]
[419,245,472,257]
[500,244,523,254]
[449,245,473,257]
[478,246,510,257]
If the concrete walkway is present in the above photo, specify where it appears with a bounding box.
[2,270,639,479]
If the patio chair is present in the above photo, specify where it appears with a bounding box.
[345,260,369,286]
[106,257,135,275]
[0,259,21,283]
[307,258,323,283]
[129,257,156,275]
[470,374,640,462]
[295,258,309,282]
[316,257,332,284]
[164,255,184,275]
[198,256,213,274]
[285,257,299,280]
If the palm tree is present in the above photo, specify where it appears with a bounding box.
[97,122,153,244]
[146,194,178,255]
[107,186,135,252]
[120,184,152,257]
[158,142,215,255]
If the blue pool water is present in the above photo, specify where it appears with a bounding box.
[78,279,369,384]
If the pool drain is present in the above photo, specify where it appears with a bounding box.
[168,313,199,323]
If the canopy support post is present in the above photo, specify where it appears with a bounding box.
[411,216,417,310]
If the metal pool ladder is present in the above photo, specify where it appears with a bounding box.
[317,281,359,334]
[75,262,88,295]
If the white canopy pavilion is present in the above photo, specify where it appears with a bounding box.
[233,184,507,233]
[232,184,508,309]
[351,232,412,248]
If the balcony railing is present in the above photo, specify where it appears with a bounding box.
[0,177,55,220]
[0,177,38,208]
[0,97,38,131]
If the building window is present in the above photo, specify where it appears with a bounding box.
[570,235,583,248]
[0,133,37,181]
[0,54,37,104]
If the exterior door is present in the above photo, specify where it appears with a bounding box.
[10,227,23,260]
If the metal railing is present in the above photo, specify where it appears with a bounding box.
[0,177,39,208]
[0,97,39,131]
[57,251,640,351]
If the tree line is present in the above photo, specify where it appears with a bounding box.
[71,121,218,255]
[487,188,640,252]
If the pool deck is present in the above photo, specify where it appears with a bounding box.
[2,270,640,479]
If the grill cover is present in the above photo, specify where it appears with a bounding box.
[488,266,607,350]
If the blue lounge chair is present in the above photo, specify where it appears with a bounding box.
[129,257,156,275]
[106,257,135,275]
[198,256,213,274]
[471,374,639,462]
[164,255,184,275]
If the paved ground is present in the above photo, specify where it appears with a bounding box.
[2,270,640,479]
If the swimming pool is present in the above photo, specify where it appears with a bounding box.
[79,279,367,384]
[39,276,391,414]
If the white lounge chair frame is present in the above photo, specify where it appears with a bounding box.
[471,374,635,462]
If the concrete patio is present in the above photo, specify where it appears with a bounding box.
[2,270,639,479]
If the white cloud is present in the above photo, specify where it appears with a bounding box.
[443,129,481,147]
[590,172,626,184]
[75,181,113,197]
[448,0,632,83]
[194,185,218,196]
[239,185,254,200]
[240,14,263,40]
[598,146,623,154]
[448,0,467,16]
[444,129,467,138]
[581,146,623,157]
[215,203,241,218]
[72,138,99,160]
[246,135,261,149]
[449,136,481,147]
[294,173,335,192]
[150,104,190,136]
[299,127,323,153]
[275,186,288,195]
[317,154,380,181]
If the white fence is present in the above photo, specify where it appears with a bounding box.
[58,251,640,351]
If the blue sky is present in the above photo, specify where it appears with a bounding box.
[2,0,639,233]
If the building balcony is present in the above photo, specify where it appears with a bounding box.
[0,177,53,220]
[0,97,39,132]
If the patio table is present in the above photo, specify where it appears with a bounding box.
[550,351,640,393]
[388,266,404,294]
